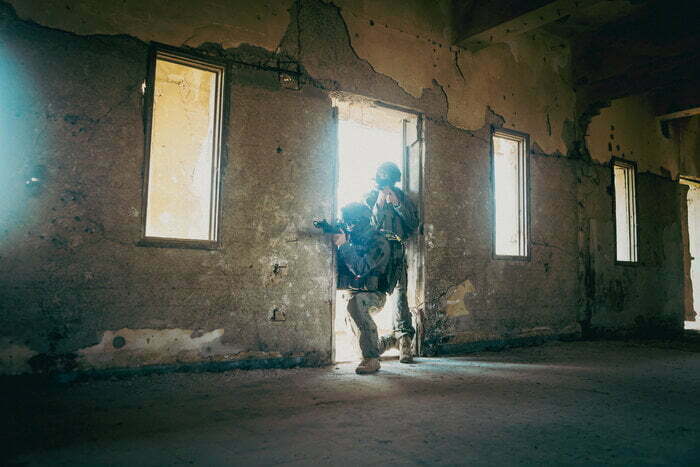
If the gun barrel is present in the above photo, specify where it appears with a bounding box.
[313,219,342,234]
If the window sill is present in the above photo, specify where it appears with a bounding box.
[137,237,221,250]
[493,254,531,262]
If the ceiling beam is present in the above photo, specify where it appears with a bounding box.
[456,0,605,51]
[658,108,700,122]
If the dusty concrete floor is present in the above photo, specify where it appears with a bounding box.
[4,338,700,466]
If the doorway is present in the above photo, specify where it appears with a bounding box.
[331,94,424,362]
[681,177,700,330]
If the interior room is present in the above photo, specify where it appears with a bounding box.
[2,0,699,464]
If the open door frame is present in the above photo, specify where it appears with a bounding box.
[329,97,426,361]
[402,113,426,356]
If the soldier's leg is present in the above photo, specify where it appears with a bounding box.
[378,334,397,354]
[393,256,415,339]
[346,292,386,359]
[393,255,415,363]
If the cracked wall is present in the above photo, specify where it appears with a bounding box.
[583,92,687,335]
[0,0,688,374]
[576,165,684,336]
[423,117,583,352]
[7,0,575,154]
[7,0,294,51]
[0,2,336,374]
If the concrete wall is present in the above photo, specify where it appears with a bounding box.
[0,0,687,374]
[677,115,700,178]
[0,2,336,374]
[584,94,687,335]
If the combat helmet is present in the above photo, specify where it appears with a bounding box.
[341,202,372,232]
[375,161,402,187]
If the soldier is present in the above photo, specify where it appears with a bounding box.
[364,161,419,363]
[334,202,392,374]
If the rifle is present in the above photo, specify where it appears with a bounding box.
[313,219,348,235]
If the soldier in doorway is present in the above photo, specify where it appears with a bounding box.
[333,202,392,374]
[364,161,419,363]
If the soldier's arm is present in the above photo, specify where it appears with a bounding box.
[392,189,419,234]
[338,238,390,277]
[363,189,382,226]
[364,189,379,209]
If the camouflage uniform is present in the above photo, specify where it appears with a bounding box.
[364,184,419,343]
[337,207,392,359]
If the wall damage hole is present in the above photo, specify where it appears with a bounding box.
[269,306,287,321]
[264,261,289,286]
[112,336,126,348]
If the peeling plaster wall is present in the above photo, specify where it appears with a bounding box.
[423,118,582,351]
[332,1,575,155]
[7,0,293,51]
[0,2,335,374]
[578,165,684,336]
[0,0,687,374]
[8,0,575,155]
[583,94,687,335]
[587,95,679,178]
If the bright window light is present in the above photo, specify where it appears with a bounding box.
[613,159,638,262]
[492,130,529,258]
[143,49,225,244]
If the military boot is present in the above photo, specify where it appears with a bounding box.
[399,335,413,363]
[355,358,380,374]
[378,334,397,354]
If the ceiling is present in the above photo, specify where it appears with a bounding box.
[453,0,700,115]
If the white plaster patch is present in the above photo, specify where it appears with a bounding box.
[0,338,38,375]
[76,328,266,370]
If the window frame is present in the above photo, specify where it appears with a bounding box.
[490,127,531,262]
[139,43,229,250]
[611,157,639,265]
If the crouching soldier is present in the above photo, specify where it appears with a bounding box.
[333,202,392,374]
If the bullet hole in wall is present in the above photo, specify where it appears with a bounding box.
[269,306,287,321]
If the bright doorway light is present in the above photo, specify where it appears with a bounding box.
[332,97,409,362]
[336,120,402,214]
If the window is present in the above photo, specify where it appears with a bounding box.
[612,158,638,263]
[492,129,529,258]
[141,46,226,247]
